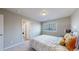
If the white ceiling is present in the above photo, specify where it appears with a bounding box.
[5,8,76,22]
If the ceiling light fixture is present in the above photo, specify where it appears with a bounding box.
[40,10,48,16]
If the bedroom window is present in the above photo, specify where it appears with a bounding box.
[42,22,57,32]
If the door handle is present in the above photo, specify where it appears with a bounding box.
[0,34,2,36]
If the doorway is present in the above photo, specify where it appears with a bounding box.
[22,19,31,41]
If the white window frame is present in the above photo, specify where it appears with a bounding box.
[42,22,57,32]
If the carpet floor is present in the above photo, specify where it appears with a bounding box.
[5,40,35,51]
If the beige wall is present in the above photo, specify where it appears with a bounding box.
[29,21,41,38]
[41,17,71,36]
[71,9,79,32]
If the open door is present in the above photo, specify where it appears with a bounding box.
[22,19,26,40]
[22,19,31,40]
[0,15,4,51]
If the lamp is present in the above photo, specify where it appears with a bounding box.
[40,10,48,16]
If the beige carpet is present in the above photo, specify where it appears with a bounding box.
[5,40,35,51]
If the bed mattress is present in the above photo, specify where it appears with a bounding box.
[30,35,68,51]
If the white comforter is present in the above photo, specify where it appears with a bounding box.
[30,35,68,51]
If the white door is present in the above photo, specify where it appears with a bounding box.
[0,15,3,50]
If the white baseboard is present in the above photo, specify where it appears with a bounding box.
[4,42,24,50]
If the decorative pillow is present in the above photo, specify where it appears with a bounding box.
[64,33,72,44]
[66,36,77,51]
[59,38,65,46]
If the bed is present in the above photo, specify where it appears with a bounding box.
[30,35,68,51]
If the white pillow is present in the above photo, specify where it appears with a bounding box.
[73,32,78,38]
